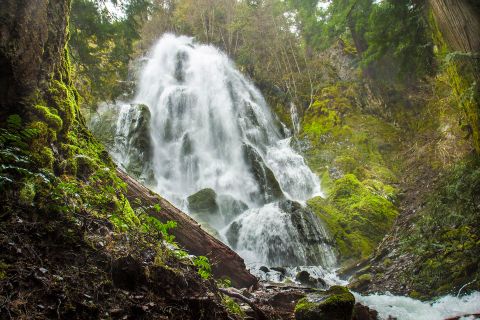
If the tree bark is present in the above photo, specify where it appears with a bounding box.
[0,0,70,116]
[116,169,259,289]
[429,0,480,54]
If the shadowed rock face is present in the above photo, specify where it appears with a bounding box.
[0,0,70,115]
[242,143,285,203]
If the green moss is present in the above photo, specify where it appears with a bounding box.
[294,286,354,320]
[222,295,245,318]
[308,174,397,264]
[47,79,79,133]
[19,179,36,205]
[110,196,141,231]
[0,261,8,280]
[294,298,317,314]
[358,274,372,282]
[33,104,63,131]
[429,9,480,153]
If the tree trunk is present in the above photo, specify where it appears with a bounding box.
[429,0,480,152]
[429,0,480,54]
[0,0,70,117]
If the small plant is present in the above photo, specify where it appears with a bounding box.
[193,256,212,280]
[140,215,176,243]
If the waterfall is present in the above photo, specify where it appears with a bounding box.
[289,102,301,136]
[90,33,335,272]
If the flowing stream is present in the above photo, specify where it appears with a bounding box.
[89,34,480,319]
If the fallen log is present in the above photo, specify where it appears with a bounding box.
[116,168,258,289]
[219,288,268,320]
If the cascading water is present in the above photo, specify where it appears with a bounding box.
[89,34,480,319]
[289,102,301,136]
[91,34,336,274]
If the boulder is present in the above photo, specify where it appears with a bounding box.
[270,267,287,275]
[187,188,219,215]
[295,270,327,289]
[294,286,355,320]
[260,266,270,273]
[225,220,241,250]
[242,143,284,203]
[217,194,248,221]
[352,303,379,320]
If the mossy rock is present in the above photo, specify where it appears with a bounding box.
[187,188,219,215]
[349,273,372,292]
[308,173,397,265]
[294,286,355,320]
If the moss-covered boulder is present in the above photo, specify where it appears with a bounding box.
[187,188,219,215]
[294,286,355,320]
[308,174,397,265]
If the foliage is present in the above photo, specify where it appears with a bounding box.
[0,115,54,190]
[222,295,245,318]
[290,0,433,83]
[69,0,153,110]
[400,154,480,296]
[193,255,212,280]
[140,215,176,243]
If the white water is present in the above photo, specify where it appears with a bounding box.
[100,34,334,270]
[289,102,301,136]
[354,292,480,320]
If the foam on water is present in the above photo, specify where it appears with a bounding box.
[354,291,480,320]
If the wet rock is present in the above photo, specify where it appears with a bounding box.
[225,220,241,250]
[294,286,355,320]
[270,267,287,275]
[187,188,219,215]
[279,200,303,213]
[280,200,336,266]
[89,103,154,184]
[296,270,311,284]
[260,266,270,273]
[217,194,248,220]
[352,303,379,320]
[111,255,146,291]
[295,270,327,289]
[124,104,153,179]
[242,143,284,203]
[349,273,372,292]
